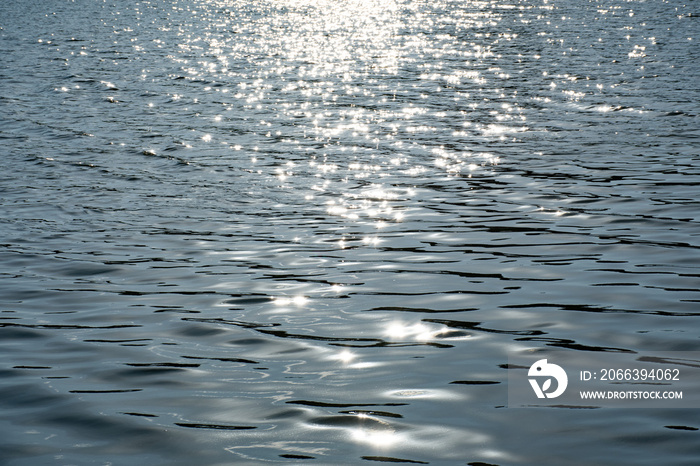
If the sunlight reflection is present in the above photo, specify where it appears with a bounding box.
[270,0,403,76]
[331,349,356,364]
[351,426,402,449]
[330,284,344,293]
[362,236,382,247]
[385,388,465,401]
[323,184,412,228]
[322,347,383,370]
[274,295,309,307]
[385,321,437,342]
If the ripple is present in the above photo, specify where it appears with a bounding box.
[174,422,256,431]
[1,0,699,463]
[362,456,429,464]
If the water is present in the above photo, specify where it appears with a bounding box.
[1,0,699,464]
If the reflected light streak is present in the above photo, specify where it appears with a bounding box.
[324,348,383,369]
[384,321,437,342]
[333,349,356,364]
[362,236,382,247]
[274,295,309,307]
[351,427,402,449]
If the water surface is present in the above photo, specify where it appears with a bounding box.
[1,0,699,464]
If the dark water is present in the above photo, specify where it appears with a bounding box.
[1,0,699,464]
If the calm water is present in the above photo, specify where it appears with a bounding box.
[1,0,699,464]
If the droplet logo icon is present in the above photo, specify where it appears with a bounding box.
[528,359,568,399]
